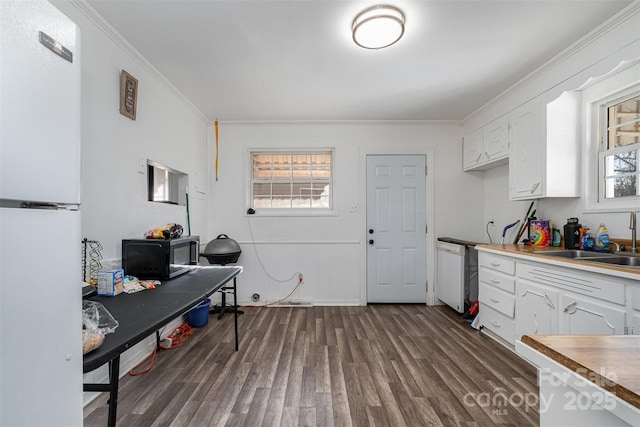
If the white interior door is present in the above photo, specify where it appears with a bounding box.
[366,155,427,303]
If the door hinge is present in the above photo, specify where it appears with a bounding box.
[425,224,428,234]
[426,280,429,291]
[425,165,428,176]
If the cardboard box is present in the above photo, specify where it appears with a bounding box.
[529,220,551,246]
[97,269,124,296]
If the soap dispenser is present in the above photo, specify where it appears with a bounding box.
[595,223,610,253]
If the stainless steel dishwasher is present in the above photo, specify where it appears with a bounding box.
[436,237,478,313]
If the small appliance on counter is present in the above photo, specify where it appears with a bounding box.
[122,235,200,279]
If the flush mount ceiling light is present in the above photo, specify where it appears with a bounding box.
[352,4,405,50]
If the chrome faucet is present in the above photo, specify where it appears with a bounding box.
[631,212,637,253]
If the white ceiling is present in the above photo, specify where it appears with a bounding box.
[84,0,634,122]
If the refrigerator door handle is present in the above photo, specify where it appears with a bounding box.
[0,199,80,211]
[14,201,79,211]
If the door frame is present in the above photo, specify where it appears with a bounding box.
[358,147,436,305]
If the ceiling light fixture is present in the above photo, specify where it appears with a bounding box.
[352,5,405,50]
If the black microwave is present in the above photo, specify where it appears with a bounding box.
[122,236,200,280]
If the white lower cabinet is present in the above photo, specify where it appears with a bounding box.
[477,250,639,347]
[478,252,516,343]
[516,281,559,337]
[559,293,626,334]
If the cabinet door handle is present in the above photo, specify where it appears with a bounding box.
[520,290,555,309]
[563,303,616,330]
[484,151,491,159]
[490,262,501,268]
[489,297,500,303]
[563,301,577,313]
[530,182,540,194]
[490,321,501,328]
[490,278,501,284]
[476,153,482,162]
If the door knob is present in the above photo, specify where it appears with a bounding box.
[369,239,374,245]
[369,229,374,234]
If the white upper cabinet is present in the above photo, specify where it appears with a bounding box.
[484,117,510,162]
[462,129,482,170]
[508,91,581,200]
[463,116,509,171]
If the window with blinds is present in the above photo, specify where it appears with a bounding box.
[250,151,333,211]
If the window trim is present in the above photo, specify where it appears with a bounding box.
[598,89,640,202]
[583,60,640,213]
[245,147,336,217]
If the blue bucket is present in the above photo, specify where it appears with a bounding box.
[187,298,211,327]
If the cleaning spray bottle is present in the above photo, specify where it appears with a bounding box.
[595,223,610,253]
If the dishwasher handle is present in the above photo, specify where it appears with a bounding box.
[436,241,465,255]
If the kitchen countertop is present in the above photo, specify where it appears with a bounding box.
[520,335,640,410]
[437,237,480,247]
[475,244,640,280]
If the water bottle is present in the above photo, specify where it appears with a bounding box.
[564,218,581,249]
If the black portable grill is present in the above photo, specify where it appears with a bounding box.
[200,234,241,265]
[200,234,243,319]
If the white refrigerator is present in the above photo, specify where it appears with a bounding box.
[1,0,83,425]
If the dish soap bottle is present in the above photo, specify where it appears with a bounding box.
[595,223,610,253]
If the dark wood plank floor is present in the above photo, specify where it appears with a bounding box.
[83,305,539,426]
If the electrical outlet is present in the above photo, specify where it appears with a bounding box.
[349,204,359,213]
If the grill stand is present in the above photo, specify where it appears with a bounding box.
[209,282,244,320]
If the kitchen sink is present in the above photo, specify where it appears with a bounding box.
[530,249,615,259]
[579,255,640,267]
[529,249,640,268]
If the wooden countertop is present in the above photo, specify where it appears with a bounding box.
[475,244,640,279]
[521,335,640,410]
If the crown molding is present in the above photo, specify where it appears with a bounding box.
[65,0,208,121]
[216,119,462,126]
[464,1,640,123]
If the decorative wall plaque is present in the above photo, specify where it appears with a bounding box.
[119,70,138,120]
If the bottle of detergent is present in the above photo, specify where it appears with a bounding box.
[581,228,595,251]
[595,223,610,253]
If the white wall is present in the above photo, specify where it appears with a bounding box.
[53,1,210,263]
[52,0,210,404]
[206,122,483,305]
[464,2,640,243]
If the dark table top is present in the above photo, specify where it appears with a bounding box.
[83,265,242,373]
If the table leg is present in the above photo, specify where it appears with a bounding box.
[233,277,238,351]
[107,356,120,427]
[83,355,120,427]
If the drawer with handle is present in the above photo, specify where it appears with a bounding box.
[479,304,515,344]
[480,268,515,293]
[479,282,515,318]
[479,252,515,275]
